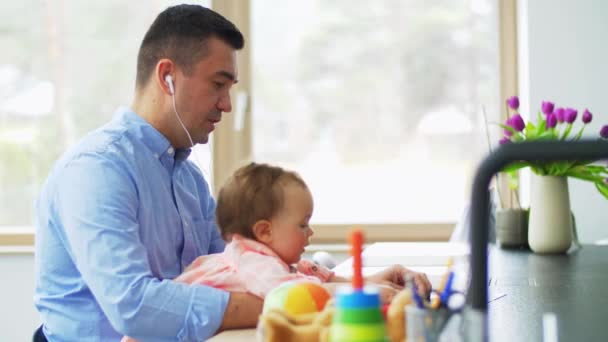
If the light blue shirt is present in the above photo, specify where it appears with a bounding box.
[34,107,229,341]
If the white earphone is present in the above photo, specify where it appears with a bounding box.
[164,74,194,148]
[165,74,175,95]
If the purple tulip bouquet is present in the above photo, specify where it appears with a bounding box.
[499,96,608,199]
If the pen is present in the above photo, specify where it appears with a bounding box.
[406,274,424,308]
[430,257,453,309]
[412,285,424,308]
[439,271,455,306]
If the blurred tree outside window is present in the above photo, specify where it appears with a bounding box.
[251,0,500,224]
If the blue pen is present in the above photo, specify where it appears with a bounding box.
[406,274,424,308]
[439,271,455,305]
[412,285,424,308]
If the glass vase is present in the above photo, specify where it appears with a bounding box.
[528,174,572,254]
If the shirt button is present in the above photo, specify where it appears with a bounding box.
[183,220,188,227]
[167,147,174,154]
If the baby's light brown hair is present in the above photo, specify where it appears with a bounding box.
[215,162,309,241]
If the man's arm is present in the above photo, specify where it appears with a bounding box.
[218,292,264,331]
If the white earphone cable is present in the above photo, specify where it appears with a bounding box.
[171,92,195,148]
[169,89,211,180]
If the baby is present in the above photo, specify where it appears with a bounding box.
[176,162,337,295]
[177,162,429,299]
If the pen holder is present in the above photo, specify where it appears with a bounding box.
[406,305,452,342]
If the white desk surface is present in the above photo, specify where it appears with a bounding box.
[209,242,469,341]
[332,242,468,288]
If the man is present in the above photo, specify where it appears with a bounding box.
[35,5,261,341]
[34,4,431,341]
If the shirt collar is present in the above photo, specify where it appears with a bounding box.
[113,106,191,161]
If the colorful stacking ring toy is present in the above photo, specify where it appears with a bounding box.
[330,229,388,342]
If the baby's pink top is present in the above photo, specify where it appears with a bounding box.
[173,234,334,298]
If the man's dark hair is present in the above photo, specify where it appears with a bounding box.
[135,4,244,89]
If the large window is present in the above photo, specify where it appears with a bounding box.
[250,0,501,225]
[0,1,211,235]
[1,0,513,244]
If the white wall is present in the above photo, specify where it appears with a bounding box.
[0,252,39,342]
[518,0,608,243]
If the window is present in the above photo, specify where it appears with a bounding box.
[1,0,515,245]
[0,1,211,240]
[248,0,503,233]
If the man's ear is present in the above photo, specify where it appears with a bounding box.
[252,219,273,243]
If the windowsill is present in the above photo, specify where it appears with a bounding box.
[0,223,455,251]
[305,244,353,252]
[0,246,35,254]
[0,226,35,247]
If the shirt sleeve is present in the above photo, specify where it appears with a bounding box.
[238,252,322,298]
[55,153,228,341]
[296,259,335,282]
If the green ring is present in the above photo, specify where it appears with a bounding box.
[332,308,384,324]
[330,323,387,342]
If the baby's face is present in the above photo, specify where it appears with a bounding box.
[267,183,314,265]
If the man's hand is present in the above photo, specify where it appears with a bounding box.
[365,264,432,297]
[218,292,263,331]
[375,283,401,304]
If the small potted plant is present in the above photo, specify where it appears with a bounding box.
[497,96,608,253]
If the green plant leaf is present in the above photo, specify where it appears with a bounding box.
[536,131,554,140]
[536,111,546,136]
[595,182,608,200]
[572,125,586,141]
[512,134,525,142]
[561,123,573,140]
[507,172,519,190]
[524,122,537,139]
[530,165,546,175]
[567,169,602,183]
[502,162,529,173]
[498,123,516,137]
[581,164,608,174]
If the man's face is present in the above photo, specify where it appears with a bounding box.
[175,36,238,146]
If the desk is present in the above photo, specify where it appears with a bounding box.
[210,243,608,341]
[331,242,469,288]
[488,244,608,341]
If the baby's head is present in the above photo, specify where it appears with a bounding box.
[216,162,314,264]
